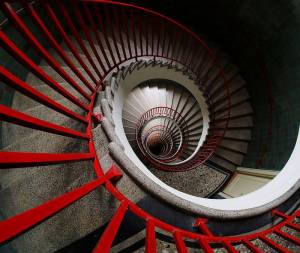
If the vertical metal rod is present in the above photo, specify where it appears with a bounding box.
[0,104,89,139]
[160,20,167,58]
[112,5,127,60]
[0,152,94,168]
[274,229,300,245]
[145,13,149,56]
[286,222,300,232]
[83,2,112,70]
[150,16,155,56]
[103,4,122,63]
[55,0,103,80]
[138,11,143,56]
[259,235,292,253]
[130,8,138,58]
[0,30,90,112]
[0,66,88,123]
[183,39,194,66]
[174,231,188,253]
[166,25,175,59]
[156,18,163,57]
[0,2,92,100]
[122,6,132,59]
[223,241,239,253]
[174,29,184,62]
[198,238,214,253]
[145,219,156,253]
[71,0,107,74]
[94,4,118,68]
[0,178,107,244]
[21,0,96,92]
[93,201,128,253]
[242,239,263,253]
[189,45,202,71]
[43,2,99,86]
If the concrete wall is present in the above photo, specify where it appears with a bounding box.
[196,0,300,171]
[232,1,300,170]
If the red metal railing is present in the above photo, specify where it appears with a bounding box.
[133,101,227,171]
[0,0,298,252]
[143,125,179,160]
[135,107,191,168]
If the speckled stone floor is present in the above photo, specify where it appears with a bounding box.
[148,164,228,197]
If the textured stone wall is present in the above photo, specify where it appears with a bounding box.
[233,1,300,170]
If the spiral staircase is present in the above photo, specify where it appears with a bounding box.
[0,1,299,253]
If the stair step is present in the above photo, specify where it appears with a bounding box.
[208,74,246,100]
[224,129,252,141]
[208,154,236,171]
[214,102,253,119]
[2,125,87,153]
[214,147,244,165]
[41,48,98,82]
[15,82,86,111]
[148,164,228,197]
[39,65,93,95]
[0,161,116,252]
[63,36,107,74]
[219,139,249,153]
[212,88,250,112]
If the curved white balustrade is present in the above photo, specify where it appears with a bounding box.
[112,61,300,216]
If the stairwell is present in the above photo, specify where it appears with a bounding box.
[0,1,299,253]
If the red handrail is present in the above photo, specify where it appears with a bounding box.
[139,125,181,162]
